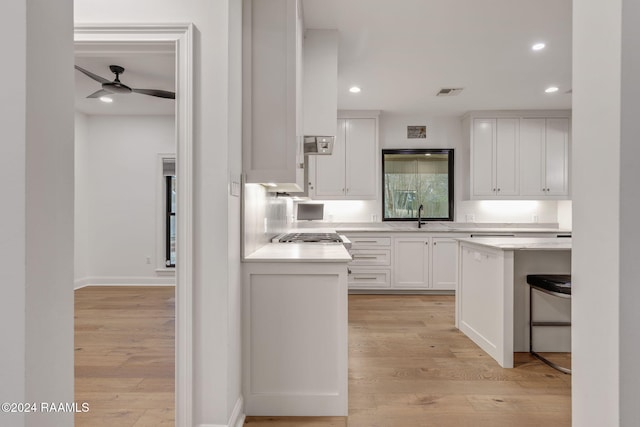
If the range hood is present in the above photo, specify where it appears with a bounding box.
[303,136,334,155]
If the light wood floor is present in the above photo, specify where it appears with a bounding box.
[74,286,175,427]
[246,295,571,427]
[74,289,570,427]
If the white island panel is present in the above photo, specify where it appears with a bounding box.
[457,238,571,368]
[458,244,514,368]
[243,262,348,416]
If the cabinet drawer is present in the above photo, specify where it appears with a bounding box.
[349,249,391,266]
[348,269,390,289]
[346,236,391,248]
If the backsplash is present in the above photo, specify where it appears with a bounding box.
[298,199,561,224]
[243,184,292,256]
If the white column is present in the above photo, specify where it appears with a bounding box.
[573,0,640,425]
[0,0,75,426]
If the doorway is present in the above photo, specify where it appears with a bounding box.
[73,24,194,427]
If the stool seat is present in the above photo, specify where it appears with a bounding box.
[527,274,572,295]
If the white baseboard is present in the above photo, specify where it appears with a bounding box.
[230,396,246,427]
[197,396,245,427]
[74,276,176,290]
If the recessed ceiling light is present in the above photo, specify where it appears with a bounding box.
[424,153,432,156]
[349,86,361,93]
[532,42,546,51]
[545,86,559,93]
[99,96,113,103]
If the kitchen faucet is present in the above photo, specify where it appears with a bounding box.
[418,204,426,228]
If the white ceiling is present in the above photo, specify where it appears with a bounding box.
[75,43,176,116]
[74,1,572,117]
[302,0,572,116]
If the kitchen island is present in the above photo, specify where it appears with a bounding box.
[243,243,351,416]
[456,237,571,368]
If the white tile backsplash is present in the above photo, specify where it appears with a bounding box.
[243,184,292,256]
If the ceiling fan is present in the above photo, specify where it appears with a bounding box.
[75,64,175,100]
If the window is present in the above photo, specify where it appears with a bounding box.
[382,149,454,221]
[163,159,176,268]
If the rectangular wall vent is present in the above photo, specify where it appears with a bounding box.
[436,88,464,96]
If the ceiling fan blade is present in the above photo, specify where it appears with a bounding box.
[75,65,111,84]
[132,88,176,99]
[87,89,113,99]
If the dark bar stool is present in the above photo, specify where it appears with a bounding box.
[526,274,572,374]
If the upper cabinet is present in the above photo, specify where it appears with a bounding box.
[519,118,570,197]
[303,30,338,136]
[471,118,519,197]
[467,111,570,200]
[311,114,379,200]
[242,0,304,191]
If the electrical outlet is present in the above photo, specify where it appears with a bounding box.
[371,214,378,222]
[465,214,475,222]
[532,214,539,223]
[146,256,151,264]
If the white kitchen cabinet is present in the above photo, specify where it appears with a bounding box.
[471,118,519,198]
[431,237,458,290]
[345,234,391,290]
[243,261,348,415]
[242,0,304,191]
[393,237,430,289]
[519,118,570,198]
[313,117,377,199]
[344,232,463,291]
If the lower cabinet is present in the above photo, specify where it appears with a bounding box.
[345,233,466,291]
[393,237,430,289]
[431,237,459,290]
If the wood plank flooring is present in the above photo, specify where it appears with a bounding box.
[75,289,570,427]
[246,295,571,427]
[74,286,175,427]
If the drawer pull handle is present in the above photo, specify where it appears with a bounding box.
[353,255,379,259]
[354,277,377,280]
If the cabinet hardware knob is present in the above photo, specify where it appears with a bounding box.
[434,242,437,245]
[497,188,501,192]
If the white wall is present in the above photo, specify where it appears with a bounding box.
[311,112,560,224]
[74,115,176,287]
[619,0,640,422]
[1,0,75,426]
[74,1,244,425]
[572,0,622,425]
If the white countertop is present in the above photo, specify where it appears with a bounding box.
[244,243,352,263]
[457,237,572,250]
[290,222,570,234]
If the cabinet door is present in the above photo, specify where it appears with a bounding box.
[315,119,347,197]
[495,118,519,196]
[545,118,569,196]
[471,119,496,197]
[431,238,458,290]
[243,0,304,189]
[345,118,377,199]
[519,118,546,197]
[393,238,430,289]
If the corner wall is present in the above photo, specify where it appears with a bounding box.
[74,1,245,425]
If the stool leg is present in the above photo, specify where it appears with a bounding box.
[529,286,572,375]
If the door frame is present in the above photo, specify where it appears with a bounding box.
[74,23,194,427]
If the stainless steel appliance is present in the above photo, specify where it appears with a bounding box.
[303,136,334,155]
[273,232,351,249]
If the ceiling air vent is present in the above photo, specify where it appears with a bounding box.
[436,88,464,96]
